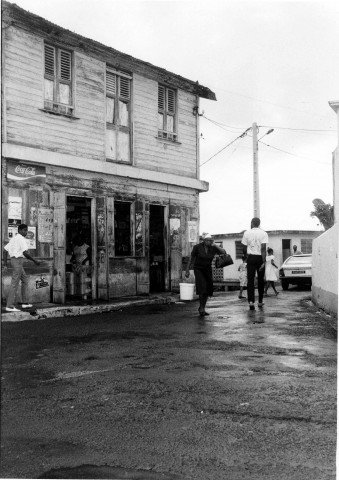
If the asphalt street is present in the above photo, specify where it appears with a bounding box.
[0,287,337,480]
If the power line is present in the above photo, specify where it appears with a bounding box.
[201,115,335,134]
[259,124,335,133]
[207,85,334,121]
[202,115,246,132]
[200,128,251,167]
[258,140,332,165]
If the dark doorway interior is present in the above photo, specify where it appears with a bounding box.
[66,196,93,300]
[282,239,291,261]
[149,205,165,292]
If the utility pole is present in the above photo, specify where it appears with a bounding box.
[252,122,260,218]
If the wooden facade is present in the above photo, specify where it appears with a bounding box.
[1,1,216,304]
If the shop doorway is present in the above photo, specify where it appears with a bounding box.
[66,196,93,300]
[149,205,165,292]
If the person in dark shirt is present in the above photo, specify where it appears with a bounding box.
[185,233,225,316]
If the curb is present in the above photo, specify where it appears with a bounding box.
[1,294,181,322]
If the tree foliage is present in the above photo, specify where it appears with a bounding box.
[310,198,334,230]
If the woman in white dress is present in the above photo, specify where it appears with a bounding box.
[264,248,279,295]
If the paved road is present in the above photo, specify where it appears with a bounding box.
[0,288,337,480]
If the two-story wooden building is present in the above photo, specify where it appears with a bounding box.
[1,2,216,304]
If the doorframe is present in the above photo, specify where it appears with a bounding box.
[65,194,97,301]
[149,203,169,292]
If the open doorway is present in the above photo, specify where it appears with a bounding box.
[66,196,93,300]
[282,239,291,262]
[149,205,165,292]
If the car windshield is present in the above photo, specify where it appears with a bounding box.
[286,256,311,265]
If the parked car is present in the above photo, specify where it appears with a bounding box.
[279,254,312,290]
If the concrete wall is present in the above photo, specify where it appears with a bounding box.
[312,100,339,317]
[312,224,338,317]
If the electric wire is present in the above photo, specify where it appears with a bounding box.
[207,85,334,120]
[201,115,335,134]
[258,140,332,165]
[259,124,335,133]
[200,128,251,166]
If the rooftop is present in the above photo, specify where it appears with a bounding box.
[2,1,216,101]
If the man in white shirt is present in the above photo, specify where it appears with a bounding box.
[4,224,40,312]
[241,217,268,310]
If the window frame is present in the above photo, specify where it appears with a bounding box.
[43,43,74,116]
[300,238,313,254]
[158,84,177,142]
[105,67,132,164]
[235,240,243,259]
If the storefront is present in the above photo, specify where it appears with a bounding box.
[2,158,199,305]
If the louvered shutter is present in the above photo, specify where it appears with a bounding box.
[167,88,175,114]
[59,50,71,81]
[158,85,165,111]
[119,77,130,100]
[106,72,116,95]
[44,44,55,77]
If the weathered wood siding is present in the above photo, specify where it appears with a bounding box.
[4,24,198,178]
[133,74,198,178]
[4,26,105,160]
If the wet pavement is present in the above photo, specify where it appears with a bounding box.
[0,287,337,480]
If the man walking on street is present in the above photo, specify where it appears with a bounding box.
[3,224,40,312]
[242,217,268,310]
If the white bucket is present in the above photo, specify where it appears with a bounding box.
[179,283,195,301]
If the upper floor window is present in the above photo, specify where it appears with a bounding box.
[158,85,177,141]
[106,68,132,163]
[44,44,73,115]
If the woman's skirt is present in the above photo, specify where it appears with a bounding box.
[194,266,214,296]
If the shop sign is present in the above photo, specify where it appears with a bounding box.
[36,276,49,289]
[188,221,198,243]
[26,226,37,249]
[7,160,46,184]
[8,196,22,220]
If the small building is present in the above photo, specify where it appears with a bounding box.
[312,101,339,318]
[212,230,322,284]
[1,2,216,304]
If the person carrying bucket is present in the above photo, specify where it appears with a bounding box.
[185,233,225,316]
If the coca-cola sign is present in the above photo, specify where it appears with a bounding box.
[7,160,46,184]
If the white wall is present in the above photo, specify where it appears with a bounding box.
[312,101,339,317]
[214,231,321,282]
[312,224,338,317]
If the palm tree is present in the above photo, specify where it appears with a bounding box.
[310,199,334,230]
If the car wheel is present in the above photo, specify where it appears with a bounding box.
[281,280,289,290]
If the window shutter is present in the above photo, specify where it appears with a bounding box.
[59,50,71,81]
[158,85,165,111]
[119,76,130,99]
[106,72,116,95]
[167,88,175,114]
[44,44,55,77]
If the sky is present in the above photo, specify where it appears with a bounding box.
[5,0,339,234]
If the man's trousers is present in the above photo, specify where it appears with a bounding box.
[246,254,265,304]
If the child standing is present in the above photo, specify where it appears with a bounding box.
[264,248,279,295]
[238,255,247,299]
